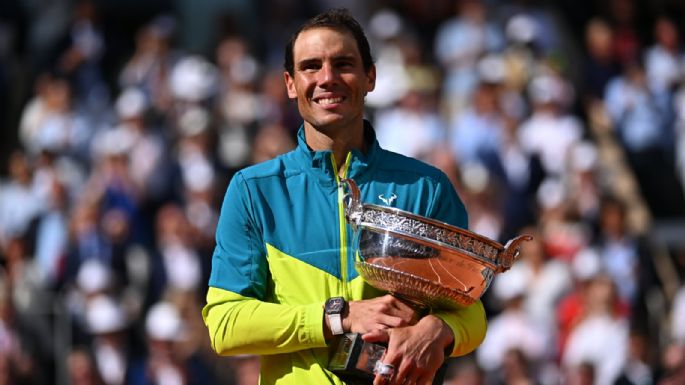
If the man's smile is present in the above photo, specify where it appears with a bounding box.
[313,95,346,107]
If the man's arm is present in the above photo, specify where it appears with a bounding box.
[204,288,422,355]
[203,286,329,355]
[203,172,331,355]
[431,300,487,356]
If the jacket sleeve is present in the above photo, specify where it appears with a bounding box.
[427,171,487,356]
[432,301,487,357]
[203,172,328,355]
[203,287,328,355]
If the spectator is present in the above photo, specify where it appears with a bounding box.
[84,294,133,385]
[374,86,445,160]
[518,71,582,177]
[18,73,91,163]
[67,347,105,385]
[593,194,659,320]
[128,301,214,385]
[434,0,504,116]
[582,18,621,103]
[477,265,549,378]
[658,343,685,385]
[562,274,629,385]
[119,14,180,114]
[604,61,685,217]
[448,65,506,165]
[0,151,42,251]
[0,269,53,384]
[613,330,655,385]
[671,285,685,343]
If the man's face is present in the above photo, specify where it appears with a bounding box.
[285,27,376,133]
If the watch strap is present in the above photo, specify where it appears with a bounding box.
[328,313,344,335]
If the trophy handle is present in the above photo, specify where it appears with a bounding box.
[341,178,363,230]
[497,235,533,273]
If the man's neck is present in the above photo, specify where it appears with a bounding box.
[304,121,367,176]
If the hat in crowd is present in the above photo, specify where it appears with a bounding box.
[369,9,402,41]
[461,162,490,194]
[177,107,210,137]
[145,301,184,341]
[91,126,136,158]
[477,54,507,84]
[572,247,602,281]
[162,243,203,290]
[528,74,565,105]
[77,259,112,294]
[506,14,538,44]
[169,56,219,102]
[570,141,599,173]
[229,55,259,86]
[493,266,528,302]
[86,294,128,334]
[537,177,566,209]
[115,87,148,119]
[181,156,215,193]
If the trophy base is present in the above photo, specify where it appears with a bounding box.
[328,333,386,381]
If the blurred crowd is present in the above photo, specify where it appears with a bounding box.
[1,0,685,384]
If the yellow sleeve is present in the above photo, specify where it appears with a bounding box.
[431,300,487,357]
[202,286,329,356]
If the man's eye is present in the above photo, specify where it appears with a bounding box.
[301,63,320,71]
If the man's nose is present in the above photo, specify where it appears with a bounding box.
[318,63,339,86]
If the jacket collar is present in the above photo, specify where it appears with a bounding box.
[295,120,382,186]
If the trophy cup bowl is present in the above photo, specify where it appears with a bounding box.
[327,178,532,380]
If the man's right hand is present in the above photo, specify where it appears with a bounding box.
[343,295,419,334]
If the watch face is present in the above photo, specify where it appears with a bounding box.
[326,297,345,314]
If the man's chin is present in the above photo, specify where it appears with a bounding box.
[308,114,347,131]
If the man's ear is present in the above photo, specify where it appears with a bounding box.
[284,71,297,99]
[365,65,377,93]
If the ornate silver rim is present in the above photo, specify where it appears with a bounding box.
[359,205,501,264]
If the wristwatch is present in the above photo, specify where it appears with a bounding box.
[324,297,346,335]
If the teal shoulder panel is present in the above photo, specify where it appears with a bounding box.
[237,151,345,279]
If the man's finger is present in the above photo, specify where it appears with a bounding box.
[362,328,390,343]
[392,360,414,385]
[380,314,412,328]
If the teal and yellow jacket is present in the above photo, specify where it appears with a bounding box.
[203,123,486,384]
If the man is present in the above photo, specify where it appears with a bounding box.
[202,9,487,385]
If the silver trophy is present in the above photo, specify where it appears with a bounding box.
[328,178,532,381]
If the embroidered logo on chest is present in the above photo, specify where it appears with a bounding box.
[378,193,397,206]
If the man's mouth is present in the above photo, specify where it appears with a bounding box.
[314,96,345,106]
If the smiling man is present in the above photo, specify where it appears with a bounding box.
[203,9,486,385]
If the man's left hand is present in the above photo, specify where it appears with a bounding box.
[362,315,454,385]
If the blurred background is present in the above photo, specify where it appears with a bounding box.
[1,0,685,384]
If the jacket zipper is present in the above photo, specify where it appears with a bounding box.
[332,152,352,298]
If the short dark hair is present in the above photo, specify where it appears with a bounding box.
[284,8,373,75]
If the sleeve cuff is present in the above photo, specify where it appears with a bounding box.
[431,300,487,357]
[302,302,328,347]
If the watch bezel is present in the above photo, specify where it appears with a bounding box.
[325,297,346,314]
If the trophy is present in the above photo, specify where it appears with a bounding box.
[327,179,532,381]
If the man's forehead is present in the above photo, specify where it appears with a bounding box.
[292,27,360,60]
